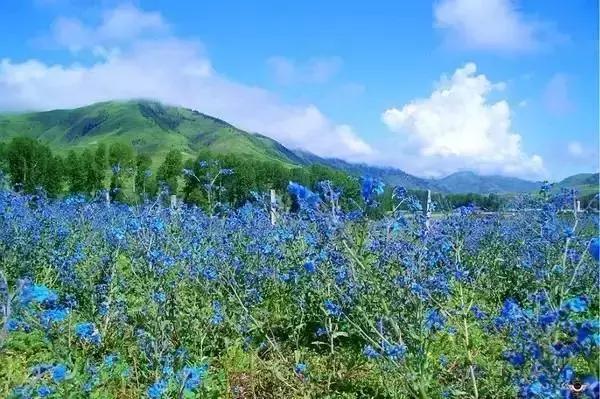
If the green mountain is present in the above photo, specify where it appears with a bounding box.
[0,100,595,195]
[434,171,542,194]
[293,150,438,191]
[553,173,599,196]
[0,100,304,166]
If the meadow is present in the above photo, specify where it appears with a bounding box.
[0,167,598,399]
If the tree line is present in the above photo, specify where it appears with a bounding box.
[1,136,571,213]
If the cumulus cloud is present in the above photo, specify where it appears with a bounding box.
[51,4,168,52]
[434,0,562,52]
[543,73,574,115]
[381,63,545,178]
[0,6,373,160]
[266,56,342,85]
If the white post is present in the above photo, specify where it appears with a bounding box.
[104,191,110,206]
[170,195,177,209]
[576,200,581,213]
[270,189,277,225]
[425,189,432,229]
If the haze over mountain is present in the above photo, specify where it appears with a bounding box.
[0,100,595,195]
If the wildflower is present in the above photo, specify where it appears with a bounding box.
[20,283,58,306]
[360,176,385,205]
[180,365,208,391]
[211,301,224,325]
[37,386,54,397]
[103,354,118,368]
[363,345,380,359]
[324,300,342,317]
[589,238,600,261]
[384,343,407,360]
[563,296,588,313]
[294,363,307,375]
[147,379,167,399]
[303,261,316,274]
[425,309,445,332]
[74,322,101,345]
[504,351,525,367]
[40,308,69,329]
[51,364,68,383]
[287,182,320,208]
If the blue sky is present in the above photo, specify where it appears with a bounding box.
[0,0,598,180]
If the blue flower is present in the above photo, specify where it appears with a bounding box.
[559,365,574,383]
[324,300,342,317]
[51,364,68,383]
[384,343,407,360]
[20,283,58,306]
[589,238,600,261]
[180,365,208,391]
[362,345,380,359]
[287,182,320,208]
[211,300,224,325]
[303,261,316,274]
[40,308,69,329]
[37,386,54,397]
[103,354,118,368]
[563,296,588,313]
[147,379,167,399]
[74,322,101,345]
[360,177,385,205]
[294,363,307,375]
[504,351,525,367]
[425,309,445,332]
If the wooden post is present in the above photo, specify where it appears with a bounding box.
[425,190,432,229]
[270,189,277,225]
[170,195,177,209]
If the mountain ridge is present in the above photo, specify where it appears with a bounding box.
[0,100,595,195]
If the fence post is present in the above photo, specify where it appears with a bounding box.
[425,189,432,229]
[170,195,177,209]
[270,189,277,225]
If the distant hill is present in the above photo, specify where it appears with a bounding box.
[0,100,594,195]
[433,171,542,194]
[0,100,304,166]
[553,173,599,196]
[292,150,437,191]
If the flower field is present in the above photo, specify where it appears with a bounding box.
[0,177,598,398]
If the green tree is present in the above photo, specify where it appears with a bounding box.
[89,144,108,194]
[157,150,183,194]
[5,137,63,196]
[135,153,153,197]
[64,150,86,194]
[108,142,135,201]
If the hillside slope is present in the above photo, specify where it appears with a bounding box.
[0,100,304,165]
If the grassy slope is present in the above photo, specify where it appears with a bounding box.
[553,173,599,196]
[0,100,302,166]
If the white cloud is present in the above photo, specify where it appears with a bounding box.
[434,0,561,52]
[0,6,373,161]
[567,141,584,157]
[51,4,168,52]
[381,62,545,179]
[266,56,342,85]
[543,73,574,115]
